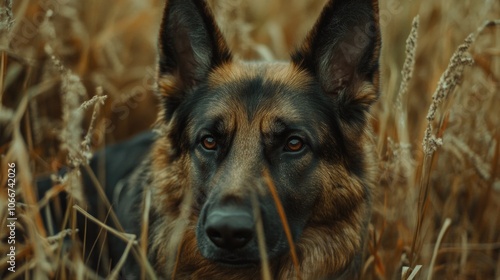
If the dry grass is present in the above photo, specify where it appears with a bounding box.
[1,0,499,279]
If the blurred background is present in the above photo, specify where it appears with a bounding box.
[1,0,499,279]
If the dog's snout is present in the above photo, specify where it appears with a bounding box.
[205,209,254,250]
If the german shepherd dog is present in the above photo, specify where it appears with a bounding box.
[39,0,381,278]
[144,0,380,278]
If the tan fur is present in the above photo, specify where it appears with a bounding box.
[209,61,313,91]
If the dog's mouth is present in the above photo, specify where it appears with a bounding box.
[215,257,259,268]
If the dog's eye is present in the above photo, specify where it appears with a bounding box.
[285,137,304,152]
[201,136,217,150]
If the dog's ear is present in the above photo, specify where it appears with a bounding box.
[292,0,380,124]
[157,0,232,120]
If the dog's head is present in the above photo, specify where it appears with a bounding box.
[152,0,380,277]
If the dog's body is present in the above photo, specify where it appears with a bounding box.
[40,0,381,278]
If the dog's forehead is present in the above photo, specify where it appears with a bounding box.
[208,61,313,89]
[201,61,317,130]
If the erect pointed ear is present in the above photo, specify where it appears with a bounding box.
[292,0,381,122]
[157,0,232,121]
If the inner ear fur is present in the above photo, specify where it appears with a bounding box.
[157,0,232,121]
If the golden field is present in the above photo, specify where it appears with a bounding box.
[0,0,499,279]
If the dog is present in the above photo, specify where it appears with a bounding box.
[39,0,381,278]
[145,0,380,278]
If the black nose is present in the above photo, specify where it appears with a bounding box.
[205,209,254,250]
